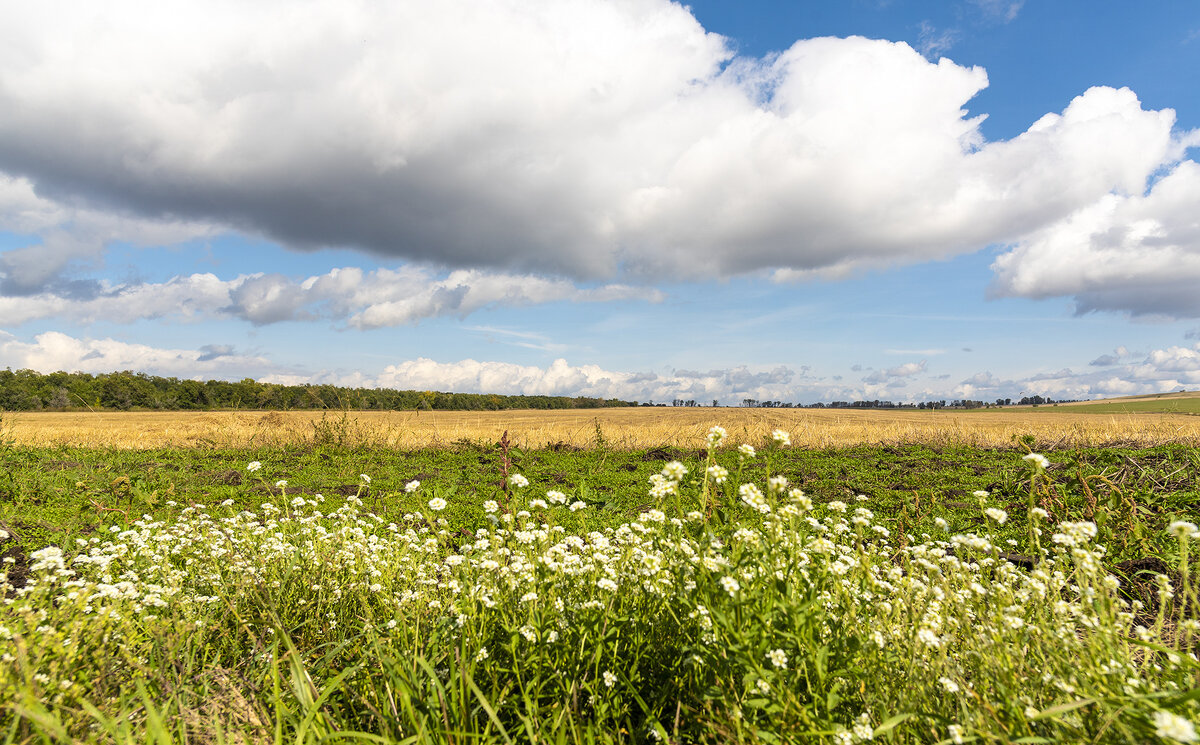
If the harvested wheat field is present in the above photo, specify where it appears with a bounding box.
[5,406,1200,449]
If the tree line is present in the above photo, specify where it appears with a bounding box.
[0,368,637,412]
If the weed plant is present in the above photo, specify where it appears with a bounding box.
[1,428,1198,743]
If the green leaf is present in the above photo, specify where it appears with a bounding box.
[873,712,914,736]
[1028,698,1096,720]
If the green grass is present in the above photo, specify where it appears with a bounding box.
[1018,391,1200,415]
[1053,397,1200,415]
[2,433,1199,743]
[3,439,1199,564]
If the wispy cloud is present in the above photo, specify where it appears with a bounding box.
[916,20,958,58]
[969,0,1025,23]
[885,348,946,355]
[464,325,568,353]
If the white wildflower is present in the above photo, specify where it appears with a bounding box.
[662,461,688,481]
[1023,453,1050,469]
[767,649,788,669]
[948,724,965,744]
[1154,711,1198,743]
[1168,521,1199,539]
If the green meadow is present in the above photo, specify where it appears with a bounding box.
[2,423,1199,743]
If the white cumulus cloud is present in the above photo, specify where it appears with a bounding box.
[0,267,659,327]
[0,330,275,378]
[991,153,1200,317]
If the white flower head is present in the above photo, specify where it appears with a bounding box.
[1153,711,1198,743]
[360,474,371,484]
[404,480,420,493]
[602,670,617,688]
[428,497,447,512]
[275,480,288,489]
[1022,453,1050,470]
[706,464,729,484]
[767,648,788,669]
[483,500,499,513]
[984,507,1008,525]
[1168,521,1199,539]
[771,429,791,446]
[569,500,586,512]
[246,461,262,472]
[661,461,688,481]
[738,444,756,460]
[509,474,529,488]
[706,425,727,448]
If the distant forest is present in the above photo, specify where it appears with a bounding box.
[0,368,637,412]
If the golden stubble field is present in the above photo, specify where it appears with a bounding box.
[5,406,1200,450]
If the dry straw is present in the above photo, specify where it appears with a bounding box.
[5,407,1200,450]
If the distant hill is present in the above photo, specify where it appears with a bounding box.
[1050,390,1200,415]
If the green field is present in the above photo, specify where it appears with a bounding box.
[1050,392,1200,416]
[3,434,1199,743]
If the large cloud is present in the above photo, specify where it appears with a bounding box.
[990,154,1200,316]
[1,1,1194,294]
[0,175,216,294]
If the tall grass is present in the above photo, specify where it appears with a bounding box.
[2,435,1198,743]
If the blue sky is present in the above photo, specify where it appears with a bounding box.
[2,0,1199,405]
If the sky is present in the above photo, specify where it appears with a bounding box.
[2,0,1200,405]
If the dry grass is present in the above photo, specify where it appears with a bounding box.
[5,407,1200,450]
